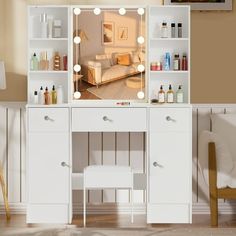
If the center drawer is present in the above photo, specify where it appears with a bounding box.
[72,108,147,132]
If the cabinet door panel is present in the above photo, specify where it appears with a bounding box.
[28,133,69,204]
[149,132,190,203]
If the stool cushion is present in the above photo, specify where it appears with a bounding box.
[84,165,133,189]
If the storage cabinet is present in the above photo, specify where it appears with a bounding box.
[27,108,70,223]
[147,107,192,223]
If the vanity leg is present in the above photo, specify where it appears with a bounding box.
[83,188,86,227]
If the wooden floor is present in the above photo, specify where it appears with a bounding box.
[1,214,236,228]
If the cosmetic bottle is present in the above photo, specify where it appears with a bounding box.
[51,85,57,104]
[171,23,175,38]
[40,13,48,38]
[63,55,68,71]
[33,91,38,104]
[161,22,168,38]
[178,23,182,38]
[30,53,38,71]
[38,86,44,105]
[53,52,61,71]
[44,87,51,105]
[182,54,188,71]
[173,54,180,71]
[167,84,174,103]
[176,85,184,103]
[57,85,63,104]
[158,85,165,104]
[39,51,49,70]
[164,52,171,71]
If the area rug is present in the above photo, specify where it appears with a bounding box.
[2,227,236,236]
[86,76,145,100]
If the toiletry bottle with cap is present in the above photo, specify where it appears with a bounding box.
[53,52,61,71]
[167,84,174,103]
[176,85,184,103]
[57,85,63,104]
[40,13,48,38]
[39,51,49,70]
[51,85,57,104]
[38,86,44,105]
[164,52,171,71]
[30,53,38,71]
[44,87,51,105]
[173,54,180,71]
[161,22,168,38]
[158,85,165,104]
[33,91,38,104]
[182,54,188,71]
[171,23,175,38]
[53,20,62,38]
[178,23,182,38]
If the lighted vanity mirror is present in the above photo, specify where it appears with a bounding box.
[73,7,146,100]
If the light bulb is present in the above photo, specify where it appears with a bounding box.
[74,64,81,72]
[94,8,101,15]
[74,36,81,44]
[74,91,81,99]
[137,91,145,99]
[137,8,145,15]
[74,8,81,15]
[137,36,144,44]
[119,8,126,15]
[138,64,145,72]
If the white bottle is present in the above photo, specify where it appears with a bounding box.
[33,91,38,104]
[176,85,184,103]
[38,86,45,105]
[40,13,48,38]
[57,85,63,104]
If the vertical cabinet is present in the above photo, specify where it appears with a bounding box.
[147,108,192,223]
[27,108,70,223]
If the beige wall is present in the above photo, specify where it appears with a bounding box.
[0,0,235,103]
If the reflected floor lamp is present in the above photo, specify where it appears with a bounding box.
[0,61,10,220]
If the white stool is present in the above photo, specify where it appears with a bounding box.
[83,165,133,227]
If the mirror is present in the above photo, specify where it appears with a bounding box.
[73,7,146,100]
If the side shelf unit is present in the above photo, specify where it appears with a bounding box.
[148,6,190,104]
[27,6,71,104]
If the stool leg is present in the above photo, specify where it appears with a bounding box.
[83,188,86,227]
[131,187,133,223]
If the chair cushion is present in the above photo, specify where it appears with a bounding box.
[198,130,234,188]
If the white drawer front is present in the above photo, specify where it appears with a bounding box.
[72,108,146,132]
[147,204,190,223]
[28,108,69,132]
[150,108,190,132]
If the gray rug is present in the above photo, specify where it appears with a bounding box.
[87,76,145,100]
[2,227,236,236]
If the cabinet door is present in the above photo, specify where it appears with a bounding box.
[149,132,191,204]
[28,133,70,204]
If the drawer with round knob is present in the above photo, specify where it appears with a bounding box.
[28,108,69,132]
[72,108,147,132]
[150,108,191,132]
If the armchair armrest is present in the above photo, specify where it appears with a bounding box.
[87,61,102,84]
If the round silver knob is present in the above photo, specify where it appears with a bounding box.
[166,116,171,121]
[103,116,108,121]
[44,115,50,121]
[61,162,69,168]
[153,162,158,167]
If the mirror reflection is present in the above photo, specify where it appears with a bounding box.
[73,8,146,100]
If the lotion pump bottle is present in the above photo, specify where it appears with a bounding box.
[176,85,184,103]
[51,85,57,104]
[158,85,165,104]
[38,86,44,105]
[44,87,51,105]
[167,84,174,103]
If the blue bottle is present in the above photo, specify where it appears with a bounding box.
[164,52,171,71]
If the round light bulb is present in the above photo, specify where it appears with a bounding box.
[137,36,144,44]
[73,36,81,44]
[137,91,145,99]
[137,64,145,72]
[94,8,101,15]
[137,8,145,15]
[74,64,81,72]
[119,8,126,15]
[74,91,81,99]
[74,8,81,15]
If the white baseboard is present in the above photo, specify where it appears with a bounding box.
[1,202,236,215]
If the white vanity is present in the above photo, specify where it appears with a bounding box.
[26,5,192,224]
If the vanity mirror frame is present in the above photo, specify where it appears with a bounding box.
[70,5,148,104]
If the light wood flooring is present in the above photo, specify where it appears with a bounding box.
[1,214,236,228]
